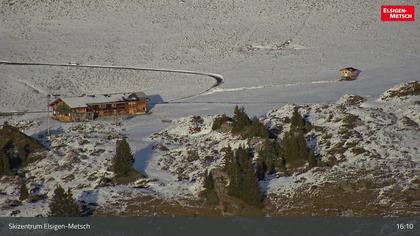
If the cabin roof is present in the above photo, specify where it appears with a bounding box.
[128,92,147,100]
[340,67,358,72]
[49,92,147,108]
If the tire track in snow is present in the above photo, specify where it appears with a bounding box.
[203,80,337,95]
[2,73,48,95]
[14,78,48,95]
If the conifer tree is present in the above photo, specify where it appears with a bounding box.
[256,139,283,180]
[19,180,29,201]
[203,170,215,192]
[237,146,262,207]
[255,159,266,181]
[64,188,80,216]
[224,145,262,207]
[290,107,305,130]
[232,105,251,133]
[202,170,219,205]
[258,139,278,174]
[281,108,316,169]
[112,138,134,177]
[247,117,269,138]
[230,107,269,138]
[0,154,11,176]
[212,114,231,130]
[224,146,240,196]
[49,185,80,217]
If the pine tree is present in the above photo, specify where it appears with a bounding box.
[202,170,219,205]
[112,138,134,177]
[242,164,263,207]
[237,146,262,207]
[203,171,215,191]
[246,117,269,138]
[232,105,251,133]
[224,146,240,197]
[281,108,316,169]
[258,139,278,174]
[64,189,80,216]
[256,159,266,181]
[212,114,231,130]
[224,145,262,208]
[290,107,305,130]
[19,180,29,201]
[49,185,80,217]
[4,141,22,170]
[0,154,11,176]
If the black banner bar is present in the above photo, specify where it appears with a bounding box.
[0,217,419,236]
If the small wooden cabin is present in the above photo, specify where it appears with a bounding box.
[339,67,360,80]
[49,92,148,122]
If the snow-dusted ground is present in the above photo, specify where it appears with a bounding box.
[144,116,249,199]
[264,94,419,197]
[0,82,419,216]
[1,0,419,110]
[0,121,154,217]
[2,0,418,156]
[134,87,420,215]
[0,0,419,216]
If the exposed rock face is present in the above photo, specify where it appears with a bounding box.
[381,81,420,100]
[338,94,366,106]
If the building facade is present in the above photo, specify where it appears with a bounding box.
[339,67,360,80]
[49,92,147,122]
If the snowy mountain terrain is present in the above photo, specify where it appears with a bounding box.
[0,0,419,216]
[141,83,420,216]
[1,82,418,216]
[1,0,419,111]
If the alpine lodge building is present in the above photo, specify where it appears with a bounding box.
[49,92,148,122]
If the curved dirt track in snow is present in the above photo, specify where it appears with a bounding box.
[0,60,224,103]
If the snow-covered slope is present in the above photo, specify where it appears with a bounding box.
[0,0,419,217]
[1,0,419,112]
[0,121,153,217]
[0,82,419,216]
[139,85,420,216]
[263,91,419,215]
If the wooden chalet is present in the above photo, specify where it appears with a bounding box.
[339,67,360,80]
[49,92,148,122]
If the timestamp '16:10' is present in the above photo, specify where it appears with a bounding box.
[397,223,414,230]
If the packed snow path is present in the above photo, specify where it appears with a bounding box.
[0,60,224,103]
